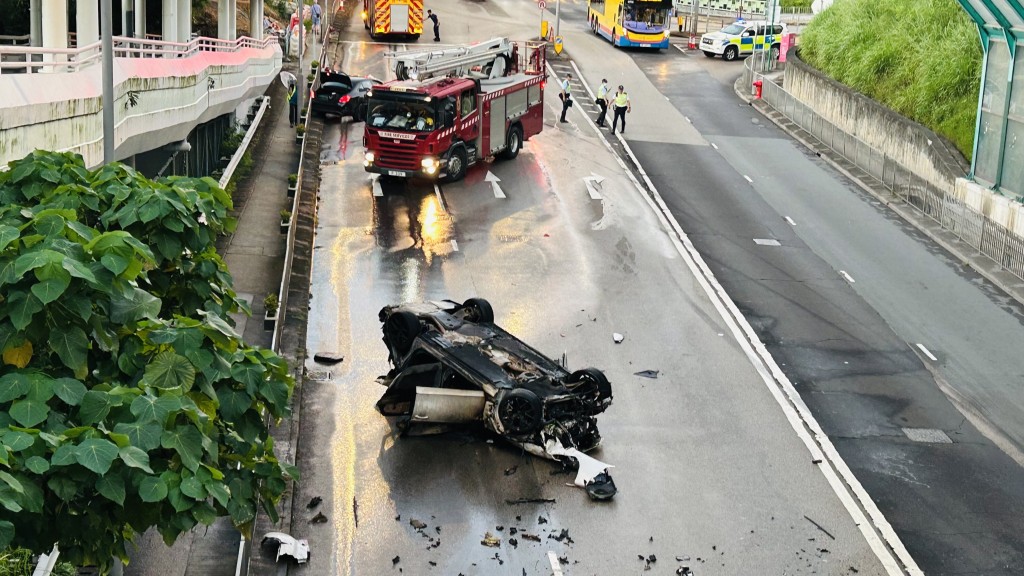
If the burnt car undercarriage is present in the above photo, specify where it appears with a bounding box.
[375,298,617,499]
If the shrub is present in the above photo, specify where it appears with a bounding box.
[264,293,279,316]
[280,209,292,222]
[296,125,306,135]
[288,173,298,186]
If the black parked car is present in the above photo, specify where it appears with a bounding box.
[310,72,381,120]
[376,298,617,499]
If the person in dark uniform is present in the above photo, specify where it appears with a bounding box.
[427,9,440,41]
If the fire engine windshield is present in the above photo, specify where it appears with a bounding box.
[366,97,437,132]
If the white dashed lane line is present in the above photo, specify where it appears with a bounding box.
[840,270,856,283]
[785,216,796,226]
[743,174,753,183]
[916,343,938,362]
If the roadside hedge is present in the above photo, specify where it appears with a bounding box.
[798,0,982,159]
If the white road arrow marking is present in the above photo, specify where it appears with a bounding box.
[370,174,382,197]
[583,172,605,200]
[485,171,505,198]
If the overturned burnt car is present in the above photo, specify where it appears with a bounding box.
[376,298,617,499]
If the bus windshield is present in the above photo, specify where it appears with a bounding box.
[367,96,437,132]
[626,5,669,26]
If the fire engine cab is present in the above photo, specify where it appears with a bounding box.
[363,38,547,182]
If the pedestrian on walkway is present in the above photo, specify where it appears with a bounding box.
[559,73,573,123]
[610,85,630,135]
[288,81,298,127]
[311,0,323,39]
[428,9,440,41]
[595,78,610,127]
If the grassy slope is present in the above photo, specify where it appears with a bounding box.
[798,0,981,159]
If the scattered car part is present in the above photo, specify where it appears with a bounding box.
[613,332,624,343]
[306,496,322,509]
[313,351,344,364]
[634,369,659,379]
[310,512,327,523]
[261,532,310,564]
[375,298,616,495]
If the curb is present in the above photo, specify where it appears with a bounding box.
[732,75,1024,311]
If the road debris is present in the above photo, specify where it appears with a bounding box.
[261,532,310,564]
[505,498,556,505]
[548,551,565,576]
[392,555,400,565]
[310,512,327,524]
[804,515,837,540]
[504,465,518,476]
[634,370,659,379]
[548,529,573,543]
[306,496,322,509]
[410,518,427,530]
[522,533,542,542]
[481,532,501,547]
[613,332,624,343]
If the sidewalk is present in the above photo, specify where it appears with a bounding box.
[734,76,1024,310]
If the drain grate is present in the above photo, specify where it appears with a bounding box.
[902,428,952,444]
[306,370,332,382]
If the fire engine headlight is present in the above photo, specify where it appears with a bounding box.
[364,151,375,166]
[421,157,439,174]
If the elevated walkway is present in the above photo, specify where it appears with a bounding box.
[0,34,282,168]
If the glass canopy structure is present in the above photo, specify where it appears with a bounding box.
[956,0,1024,197]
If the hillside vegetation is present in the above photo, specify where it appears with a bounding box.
[798,0,981,159]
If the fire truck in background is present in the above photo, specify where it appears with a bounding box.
[363,0,424,39]
[363,38,548,182]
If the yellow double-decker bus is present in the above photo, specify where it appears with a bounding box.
[588,0,672,49]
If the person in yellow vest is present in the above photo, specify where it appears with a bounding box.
[610,86,630,135]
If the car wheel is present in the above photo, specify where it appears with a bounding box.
[385,311,421,357]
[496,388,543,435]
[395,61,409,81]
[496,124,522,160]
[445,147,468,182]
[462,297,494,323]
[723,46,738,61]
[703,50,715,58]
[568,368,612,403]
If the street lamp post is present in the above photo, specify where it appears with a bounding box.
[100,0,114,164]
[555,0,561,38]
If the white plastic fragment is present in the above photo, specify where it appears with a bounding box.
[262,532,310,564]
[613,333,624,343]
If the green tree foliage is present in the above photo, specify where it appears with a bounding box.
[798,0,982,159]
[0,151,295,573]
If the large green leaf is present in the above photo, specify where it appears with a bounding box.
[25,456,50,474]
[205,480,231,508]
[0,471,24,494]
[231,362,266,394]
[0,259,17,289]
[79,390,113,425]
[139,476,168,503]
[9,161,35,183]
[110,287,162,324]
[31,277,71,304]
[180,476,206,500]
[130,394,182,424]
[161,426,204,472]
[118,445,153,473]
[62,257,97,284]
[96,474,125,505]
[1,431,33,452]
[100,253,128,275]
[0,225,19,252]
[0,373,30,402]
[24,374,55,402]
[216,388,252,421]
[259,379,291,415]
[13,249,63,277]
[74,438,119,474]
[143,351,196,391]
[113,421,163,451]
[10,398,49,427]
[7,291,43,331]
[51,444,78,466]
[49,326,89,373]
[53,377,88,406]
[48,475,78,501]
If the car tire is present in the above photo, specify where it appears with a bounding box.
[496,124,522,160]
[395,61,409,81]
[385,311,421,357]
[445,147,468,182]
[703,50,715,58]
[462,297,494,323]
[568,368,613,403]
[496,388,543,435]
[723,45,738,61]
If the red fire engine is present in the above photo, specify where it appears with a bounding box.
[363,38,547,182]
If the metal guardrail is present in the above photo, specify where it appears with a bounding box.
[747,58,1024,282]
[219,96,272,190]
[0,34,279,74]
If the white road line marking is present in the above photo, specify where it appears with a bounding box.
[916,343,938,362]
[450,239,459,252]
[743,174,753,183]
[674,43,687,54]
[433,184,447,213]
[840,270,856,283]
[785,216,796,226]
[548,551,564,576]
[563,57,922,576]
[711,142,719,150]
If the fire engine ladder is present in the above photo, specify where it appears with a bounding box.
[390,37,514,81]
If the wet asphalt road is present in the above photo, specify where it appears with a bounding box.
[286,2,899,575]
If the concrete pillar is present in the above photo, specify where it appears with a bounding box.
[249,0,262,40]
[177,0,191,42]
[134,0,146,38]
[76,0,100,47]
[121,0,131,38]
[41,0,69,67]
[30,0,43,46]
[161,0,177,47]
[217,0,229,39]
[228,0,237,40]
